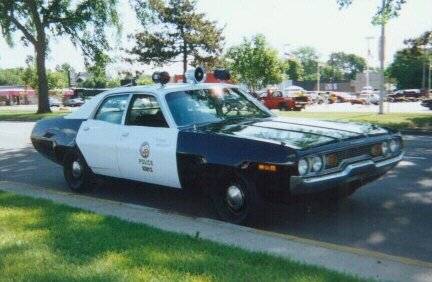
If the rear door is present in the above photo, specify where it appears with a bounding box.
[76,94,130,178]
[116,94,181,188]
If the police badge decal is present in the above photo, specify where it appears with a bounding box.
[139,142,150,158]
[139,142,153,172]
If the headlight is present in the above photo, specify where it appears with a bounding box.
[389,139,399,152]
[382,141,390,155]
[310,156,323,172]
[298,158,309,176]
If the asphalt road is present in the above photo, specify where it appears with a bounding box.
[1,121,432,263]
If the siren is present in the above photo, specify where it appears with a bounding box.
[185,66,206,83]
[152,71,170,85]
[213,69,231,81]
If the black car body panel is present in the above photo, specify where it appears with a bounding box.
[31,117,85,164]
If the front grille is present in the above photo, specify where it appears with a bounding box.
[325,144,377,169]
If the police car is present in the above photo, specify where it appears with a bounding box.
[31,67,404,224]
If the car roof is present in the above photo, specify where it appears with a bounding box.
[65,82,237,120]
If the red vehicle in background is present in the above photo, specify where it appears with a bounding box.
[259,90,304,111]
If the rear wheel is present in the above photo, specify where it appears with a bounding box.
[278,104,288,111]
[63,151,93,193]
[209,173,263,225]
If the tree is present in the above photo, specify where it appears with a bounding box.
[78,52,120,88]
[327,52,366,80]
[0,68,24,85]
[337,0,406,23]
[226,35,285,91]
[285,59,304,81]
[0,1,120,113]
[128,0,224,78]
[319,64,345,82]
[405,30,432,53]
[292,47,319,81]
[387,48,428,89]
[55,63,75,87]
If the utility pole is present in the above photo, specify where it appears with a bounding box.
[365,36,374,88]
[428,57,431,97]
[378,0,386,115]
[422,62,427,90]
[317,63,321,92]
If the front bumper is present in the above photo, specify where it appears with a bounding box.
[289,152,404,195]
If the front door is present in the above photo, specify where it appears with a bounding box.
[76,94,130,178]
[116,94,181,188]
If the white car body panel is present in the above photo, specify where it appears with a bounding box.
[76,119,123,177]
[117,125,181,188]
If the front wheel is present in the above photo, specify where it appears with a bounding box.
[63,151,93,193]
[209,173,263,225]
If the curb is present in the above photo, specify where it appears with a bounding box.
[1,181,432,282]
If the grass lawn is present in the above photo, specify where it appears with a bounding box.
[0,110,67,121]
[0,191,364,282]
[279,112,432,131]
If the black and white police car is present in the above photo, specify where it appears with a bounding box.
[31,67,404,224]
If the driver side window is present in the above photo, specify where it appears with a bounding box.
[126,94,169,127]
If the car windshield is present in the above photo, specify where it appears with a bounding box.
[165,87,271,127]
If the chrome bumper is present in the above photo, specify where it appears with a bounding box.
[290,152,404,195]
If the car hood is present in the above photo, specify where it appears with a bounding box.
[196,116,389,149]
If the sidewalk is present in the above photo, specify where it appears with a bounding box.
[1,180,432,282]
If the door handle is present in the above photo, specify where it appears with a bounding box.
[121,132,129,137]
[83,126,90,131]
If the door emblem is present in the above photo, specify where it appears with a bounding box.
[140,142,150,158]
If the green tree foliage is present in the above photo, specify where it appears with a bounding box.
[405,30,432,50]
[137,75,153,85]
[78,52,120,88]
[327,52,366,80]
[285,59,304,81]
[292,47,319,81]
[0,68,24,85]
[0,0,120,113]
[337,0,406,24]
[129,0,224,77]
[319,65,345,82]
[387,48,428,89]
[226,35,285,91]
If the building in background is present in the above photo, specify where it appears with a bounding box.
[0,85,36,105]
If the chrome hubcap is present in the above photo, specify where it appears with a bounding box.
[226,185,245,211]
[71,161,82,178]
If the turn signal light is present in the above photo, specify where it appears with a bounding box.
[371,144,383,157]
[325,154,338,168]
[257,164,277,172]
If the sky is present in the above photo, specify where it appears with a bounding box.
[0,0,431,75]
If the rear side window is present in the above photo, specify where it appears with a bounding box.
[125,95,169,127]
[94,95,129,124]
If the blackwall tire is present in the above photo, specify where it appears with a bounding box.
[209,173,264,225]
[63,151,93,193]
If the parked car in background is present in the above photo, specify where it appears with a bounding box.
[64,97,85,107]
[328,92,355,103]
[351,93,380,105]
[421,99,432,110]
[260,90,297,111]
[49,97,62,107]
[388,89,423,102]
[306,91,327,104]
[259,90,305,111]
